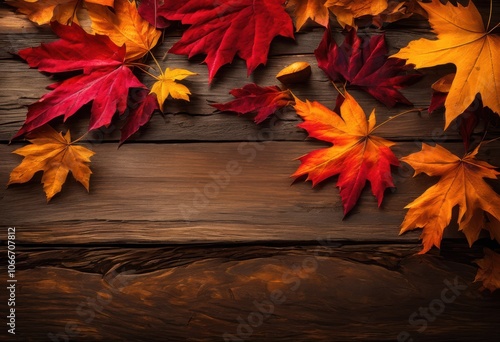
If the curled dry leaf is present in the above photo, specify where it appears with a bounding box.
[8,125,95,202]
[211,84,294,124]
[276,61,312,84]
[475,248,500,292]
[292,92,399,215]
[6,0,114,25]
[325,0,388,28]
[400,143,500,254]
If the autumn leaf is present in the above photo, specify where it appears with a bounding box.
[315,28,420,107]
[400,143,500,254]
[325,0,388,28]
[211,84,294,124]
[475,248,500,292]
[286,0,329,31]
[276,61,312,84]
[392,0,500,128]
[8,125,95,201]
[120,88,159,144]
[292,91,399,215]
[137,0,170,29]
[142,0,295,81]
[87,0,161,61]
[6,0,113,25]
[150,68,197,111]
[14,22,146,139]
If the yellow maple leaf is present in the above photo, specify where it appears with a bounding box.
[8,125,95,202]
[392,0,500,128]
[475,248,500,292]
[150,68,197,111]
[87,0,161,61]
[6,0,113,25]
[325,0,388,28]
[400,143,500,254]
[286,0,329,31]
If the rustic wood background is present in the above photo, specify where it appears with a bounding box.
[1,1,500,341]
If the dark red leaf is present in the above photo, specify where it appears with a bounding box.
[315,28,421,107]
[211,83,293,123]
[120,89,159,144]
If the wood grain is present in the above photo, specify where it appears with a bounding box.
[2,142,499,245]
[9,244,500,341]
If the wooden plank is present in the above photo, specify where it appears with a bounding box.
[2,142,499,244]
[10,244,500,341]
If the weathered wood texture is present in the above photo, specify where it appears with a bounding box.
[7,244,500,341]
[1,1,500,341]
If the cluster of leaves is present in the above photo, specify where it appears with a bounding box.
[5,0,500,290]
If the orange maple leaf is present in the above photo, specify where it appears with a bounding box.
[8,125,95,202]
[292,92,399,215]
[400,143,500,253]
[87,0,161,61]
[325,0,388,28]
[6,0,114,25]
[392,0,500,128]
[475,248,500,292]
[286,0,330,31]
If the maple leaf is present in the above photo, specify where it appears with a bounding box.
[14,22,146,139]
[143,0,295,81]
[8,125,95,201]
[292,91,399,215]
[150,68,197,111]
[87,0,161,61]
[286,0,329,31]
[325,0,388,28]
[392,0,500,128]
[6,0,113,25]
[120,88,159,144]
[315,28,420,107]
[475,249,500,292]
[400,143,500,254]
[211,84,294,124]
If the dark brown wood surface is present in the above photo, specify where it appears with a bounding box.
[1,2,500,341]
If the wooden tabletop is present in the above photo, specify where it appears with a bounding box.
[1,1,500,341]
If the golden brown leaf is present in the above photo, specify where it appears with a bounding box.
[475,248,500,292]
[8,125,95,202]
[150,68,197,111]
[400,143,500,253]
[87,0,161,61]
[325,0,388,28]
[276,61,311,84]
[392,0,500,128]
[6,0,113,25]
[286,0,329,31]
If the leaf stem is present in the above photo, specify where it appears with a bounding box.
[331,81,345,97]
[149,50,164,77]
[487,21,500,34]
[487,0,493,31]
[372,108,426,133]
[72,131,89,144]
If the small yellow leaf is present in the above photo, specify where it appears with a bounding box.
[286,0,329,31]
[8,125,95,202]
[325,0,388,28]
[150,68,197,111]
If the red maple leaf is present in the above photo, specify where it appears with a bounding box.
[141,0,295,81]
[14,22,147,139]
[211,83,293,123]
[120,88,159,144]
[292,92,399,215]
[315,28,420,107]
